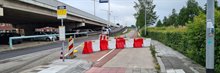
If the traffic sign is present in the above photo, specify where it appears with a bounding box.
[57,6,67,19]
[99,0,108,3]
[59,26,66,41]
[0,7,3,16]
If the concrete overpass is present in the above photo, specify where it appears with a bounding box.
[0,0,117,35]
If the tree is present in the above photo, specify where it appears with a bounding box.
[163,16,168,26]
[177,0,202,26]
[156,20,163,27]
[178,7,188,26]
[134,0,157,28]
[131,25,136,28]
[166,9,178,27]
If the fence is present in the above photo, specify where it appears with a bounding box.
[9,32,88,49]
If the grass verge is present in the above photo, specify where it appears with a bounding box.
[111,28,131,37]
[150,44,160,73]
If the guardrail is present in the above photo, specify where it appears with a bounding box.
[9,32,88,49]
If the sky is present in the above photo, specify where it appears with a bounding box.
[58,0,209,26]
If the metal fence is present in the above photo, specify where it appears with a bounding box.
[9,32,88,49]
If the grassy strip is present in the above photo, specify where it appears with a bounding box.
[110,28,131,37]
[150,45,160,73]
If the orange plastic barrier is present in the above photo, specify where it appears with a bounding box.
[116,37,125,49]
[100,40,108,51]
[83,41,93,54]
[133,38,143,48]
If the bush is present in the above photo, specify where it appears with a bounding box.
[142,11,220,72]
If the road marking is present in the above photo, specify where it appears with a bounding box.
[189,67,199,73]
[166,69,185,73]
[97,49,115,62]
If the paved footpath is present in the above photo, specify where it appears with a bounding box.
[152,40,205,73]
[85,29,156,73]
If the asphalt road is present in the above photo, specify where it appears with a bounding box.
[0,35,99,60]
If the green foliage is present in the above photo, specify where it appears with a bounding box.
[142,10,220,72]
[162,0,203,27]
[156,20,162,27]
[134,0,157,28]
[163,9,178,27]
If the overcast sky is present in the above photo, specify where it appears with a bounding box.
[58,0,209,26]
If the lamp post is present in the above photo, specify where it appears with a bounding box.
[108,0,110,28]
[144,7,146,36]
[92,0,96,16]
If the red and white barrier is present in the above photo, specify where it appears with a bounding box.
[82,41,93,54]
[100,34,108,51]
[82,34,151,54]
[133,38,144,48]
[108,38,116,49]
[68,36,74,56]
[116,37,125,49]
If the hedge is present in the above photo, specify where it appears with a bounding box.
[141,11,220,72]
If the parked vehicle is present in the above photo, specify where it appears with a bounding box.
[66,30,80,38]
[102,29,109,35]
[88,29,94,33]
[45,32,58,40]
[32,32,57,41]
[79,29,88,36]
[0,33,23,44]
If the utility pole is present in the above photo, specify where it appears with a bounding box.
[206,0,215,73]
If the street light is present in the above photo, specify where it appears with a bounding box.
[91,0,96,16]
[101,9,113,27]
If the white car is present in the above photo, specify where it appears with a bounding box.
[102,29,109,35]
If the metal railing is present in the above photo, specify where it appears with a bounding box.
[9,32,88,49]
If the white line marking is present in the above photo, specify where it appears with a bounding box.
[189,67,199,73]
[97,49,115,62]
[166,69,185,73]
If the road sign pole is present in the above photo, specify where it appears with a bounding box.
[206,0,215,73]
[57,5,67,62]
[61,19,65,62]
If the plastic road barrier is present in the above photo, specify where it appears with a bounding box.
[133,38,143,48]
[83,41,93,54]
[116,37,125,49]
[100,40,108,51]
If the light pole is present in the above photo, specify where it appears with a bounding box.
[92,0,96,16]
[144,7,147,36]
[206,0,215,73]
[108,0,110,28]
[101,9,112,27]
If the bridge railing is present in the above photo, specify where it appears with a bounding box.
[9,32,88,49]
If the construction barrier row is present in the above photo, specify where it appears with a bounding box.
[82,34,151,54]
